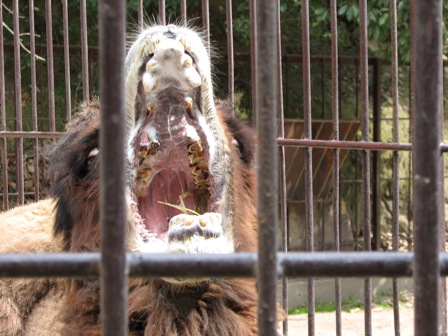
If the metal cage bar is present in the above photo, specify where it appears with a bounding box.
[45,0,56,132]
[80,0,90,102]
[0,0,8,210]
[255,1,279,335]
[29,0,39,202]
[98,0,127,334]
[159,0,166,25]
[3,252,448,278]
[359,0,372,333]
[62,0,72,122]
[413,0,443,335]
[226,0,234,106]
[12,0,24,206]
[301,0,315,334]
[330,0,341,334]
[390,0,401,334]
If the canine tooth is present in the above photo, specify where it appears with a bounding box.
[146,59,158,72]
[185,97,193,109]
[139,145,149,159]
[142,73,158,93]
[146,102,156,111]
[182,55,192,68]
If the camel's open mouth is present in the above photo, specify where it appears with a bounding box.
[125,28,231,256]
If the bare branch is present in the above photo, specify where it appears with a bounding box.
[2,22,46,62]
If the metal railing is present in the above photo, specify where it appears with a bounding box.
[0,1,446,335]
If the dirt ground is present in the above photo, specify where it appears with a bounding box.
[286,306,414,335]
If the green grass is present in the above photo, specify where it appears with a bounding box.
[288,295,394,315]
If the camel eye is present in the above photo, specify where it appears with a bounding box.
[86,148,99,167]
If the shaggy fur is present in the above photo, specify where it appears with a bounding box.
[52,101,259,335]
[0,99,261,335]
[0,22,283,335]
[0,199,63,336]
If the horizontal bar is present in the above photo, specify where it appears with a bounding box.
[2,252,448,278]
[0,131,64,139]
[278,138,412,151]
[2,132,448,154]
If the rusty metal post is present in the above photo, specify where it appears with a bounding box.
[81,0,90,102]
[29,0,40,201]
[413,0,443,335]
[158,0,166,25]
[359,0,372,334]
[98,1,128,335]
[0,0,7,210]
[12,0,24,206]
[201,0,210,54]
[390,0,401,334]
[226,0,234,106]
[274,2,288,335]
[180,0,187,26]
[249,0,257,125]
[45,0,56,132]
[301,0,315,334]
[62,0,72,122]
[330,0,341,333]
[255,1,278,335]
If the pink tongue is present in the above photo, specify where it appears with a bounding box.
[138,170,195,235]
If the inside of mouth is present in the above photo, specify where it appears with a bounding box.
[132,88,212,243]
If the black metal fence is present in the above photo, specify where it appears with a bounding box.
[0,0,446,335]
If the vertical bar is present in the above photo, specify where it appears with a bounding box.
[226,0,234,106]
[0,0,8,210]
[62,0,72,122]
[439,79,447,335]
[80,0,90,102]
[372,59,381,252]
[301,0,315,334]
[390,0,401,334]
[29,0,40,201]
[359,0,372,334]
[330,0,341,334]
[180,0,187,25]
[138,0,143,29]
[249,0,257,125]
[256,0,278,335]
[438,5,447,333]
[98,0,127,335]
[45,0,56,132]
[158,0,166,25]
[201,0,210,53]
[413,0,442,335]
[274,3,287,335]
[13,0,24,206]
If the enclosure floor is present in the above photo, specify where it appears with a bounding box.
[287,306,414,335]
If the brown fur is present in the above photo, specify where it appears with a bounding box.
[0,199,65,336]
[0,99,267,335]
[54,101,260,335]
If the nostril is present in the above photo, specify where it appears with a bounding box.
[164,31,176,39]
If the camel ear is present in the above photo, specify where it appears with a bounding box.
[217,102,256,167]
[53,193,74,249]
